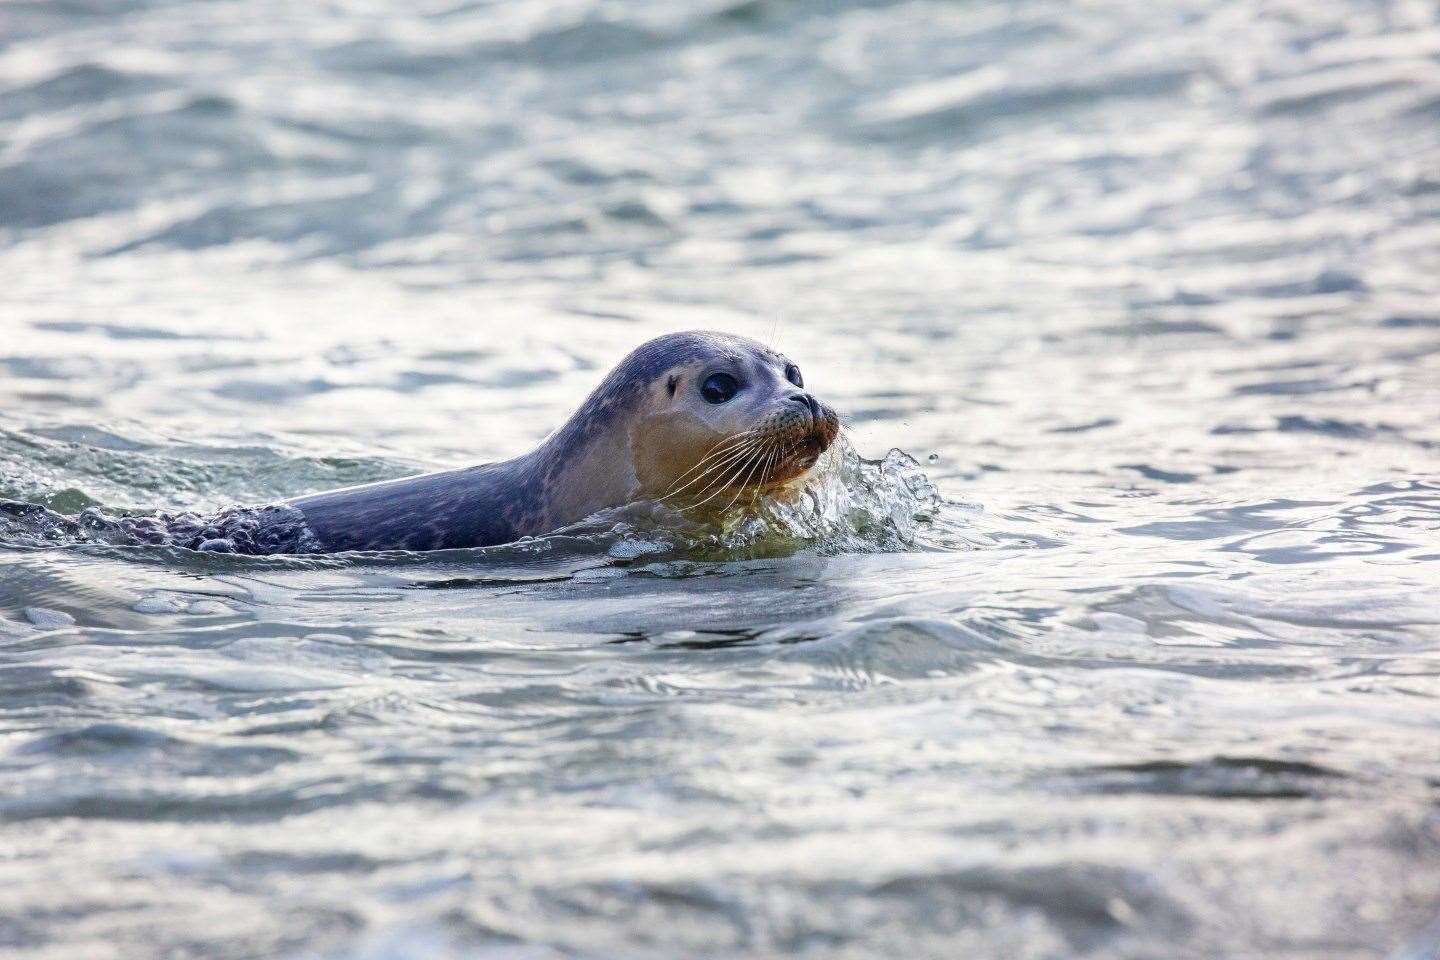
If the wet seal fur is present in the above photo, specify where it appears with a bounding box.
[1,331,839,555]
[288,330,840,552]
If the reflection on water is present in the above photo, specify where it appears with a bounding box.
[3,0,1440,957]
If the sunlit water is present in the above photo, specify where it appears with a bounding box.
[3,1,1440,957]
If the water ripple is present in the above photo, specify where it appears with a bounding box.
[3,0,1440,957]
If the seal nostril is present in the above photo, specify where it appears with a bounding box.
[787,393,820,420]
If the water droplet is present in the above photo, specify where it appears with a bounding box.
[24,606,75,628]
[133,595,186,614]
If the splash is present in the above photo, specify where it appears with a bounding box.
[0,501,321,554]
[544,441,984,564]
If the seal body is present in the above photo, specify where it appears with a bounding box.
[288,461,534,552]
[284,334,700,551]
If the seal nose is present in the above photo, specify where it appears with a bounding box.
[785,392,820,423]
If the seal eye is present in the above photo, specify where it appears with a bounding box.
[785,365,803,388]
[700,373,740,404]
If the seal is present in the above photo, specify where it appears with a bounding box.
[271,330,838,553]
[0,331,840,555]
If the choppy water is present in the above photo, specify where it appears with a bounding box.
[3,0,1440,957]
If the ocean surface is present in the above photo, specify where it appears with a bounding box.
[3,1,1440,957]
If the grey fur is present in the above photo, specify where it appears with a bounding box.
[289,331,741,552]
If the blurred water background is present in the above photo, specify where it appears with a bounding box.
[3,0,1440,957]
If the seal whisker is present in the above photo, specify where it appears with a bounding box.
[682,463,760,515]
[681,447,766,513]
[673,430,757,480]
[672,432,760,484]
[659,451,754,506]
[763,444,782,490]
[719,443,770,514]
[741,444,778,505]
[658,430,762,499]
[760,446,779,487]
[658,434,766,502]
[691,438,768,497]
[744,441,782,503]
[658,446,757,503]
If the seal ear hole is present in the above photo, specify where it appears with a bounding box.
[666,375,678,397]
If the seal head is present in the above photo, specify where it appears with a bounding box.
[619,331,841,506]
